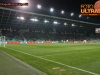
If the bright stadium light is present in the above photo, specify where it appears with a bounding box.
[54,21,58,24]
[50,8,54,12]
[72,24,75,26]
[31,19,38,22]
[19,0,28,3]
[18,0,29,8]
[17,17,20,19]
[61,10,64,14]
[20,17,25,20]
[71,13,74,16]
[34,19,38,21]
[30,19,35,21]
[64,23,67,25]
[37,5,41,9]
[44,20,49,23]
[79,14,82,18]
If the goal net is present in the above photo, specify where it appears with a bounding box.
[0,36,6,47]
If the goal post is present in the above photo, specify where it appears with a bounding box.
[0,37,1,46]
[0,36,6,47]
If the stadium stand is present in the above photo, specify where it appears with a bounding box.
[0,7,100,44]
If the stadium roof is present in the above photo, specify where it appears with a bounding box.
[0,6,100,32]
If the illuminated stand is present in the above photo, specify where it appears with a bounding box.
[0,36,6,47]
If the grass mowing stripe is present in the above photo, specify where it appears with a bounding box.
[4,47,99,75]
[41,50,97,57]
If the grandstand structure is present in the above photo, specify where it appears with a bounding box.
[0,6,100,44]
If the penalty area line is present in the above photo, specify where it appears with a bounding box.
[4,47,99,75]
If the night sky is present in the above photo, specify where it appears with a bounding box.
[0,0,100,23]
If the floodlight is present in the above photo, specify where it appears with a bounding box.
[72,24,75,26]
[64,23,67,25]
[20,17,25,20]
[30,19,38,22]
[37,5,41,9]
[34,19,38,21]
[61,10,64,14]
[19,0,28,3]
[44,20,49,23]
[30,19,35,21]
[17,17,19,19]
[71,13,74,16]
[50,8,54,12]
[18,0,29,8]
[54,21,58,24]
[79,14,82,18]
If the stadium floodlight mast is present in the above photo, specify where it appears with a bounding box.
[61,10,64,14]
[71,13,74,16]
[37,4,41,9]
[50,8,54,12]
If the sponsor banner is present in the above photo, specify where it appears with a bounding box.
[6,41,98,44]
[87,41,90,44]
[92,41,97,43]
[68,41,74,44]
[74,41,78,44]
[38,41,43,44]
[27,41,38,44]
[52,41,58,43]
[43,41,52,44]
[78,41,83,44]
[7,42,20,44]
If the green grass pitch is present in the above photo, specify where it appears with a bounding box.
[0,44,100,75]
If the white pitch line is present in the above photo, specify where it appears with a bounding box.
[4,47,99,75]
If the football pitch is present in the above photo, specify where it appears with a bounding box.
[0,44,100,75]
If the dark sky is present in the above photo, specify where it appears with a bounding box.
[35,0,96,12]
[0,0,100,23]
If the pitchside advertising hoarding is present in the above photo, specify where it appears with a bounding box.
[80,0,100,16]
